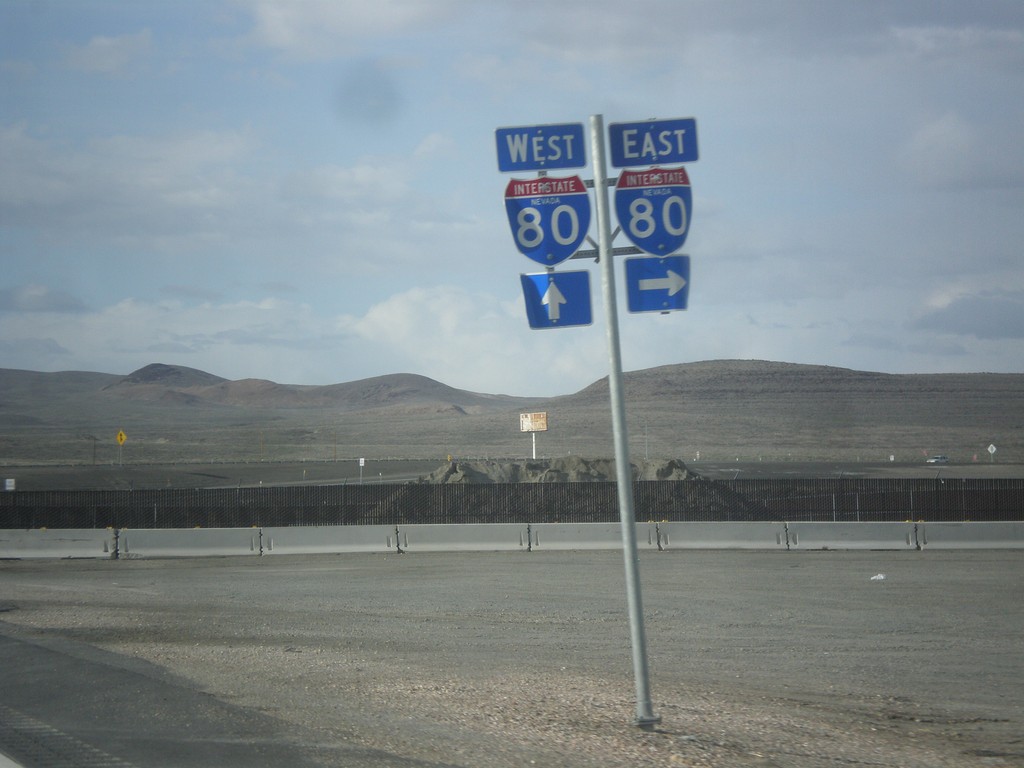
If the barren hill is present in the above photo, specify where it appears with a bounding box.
[1,360,1022,466]
[109,362,228,389]
[96,365,524,411]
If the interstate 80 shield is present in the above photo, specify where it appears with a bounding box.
[504,175,591,266]
[614,166,691,256]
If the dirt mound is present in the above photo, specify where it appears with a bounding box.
[634,458,694,481]
[419,456,695,483]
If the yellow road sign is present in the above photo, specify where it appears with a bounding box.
[116,430,127,446]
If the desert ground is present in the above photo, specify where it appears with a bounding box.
[2,550,1022,767]
[3,360,1023,489]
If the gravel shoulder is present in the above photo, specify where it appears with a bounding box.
[1,550,1022,767]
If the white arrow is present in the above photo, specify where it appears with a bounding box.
[638,269,687,296]
[542,279,567,320]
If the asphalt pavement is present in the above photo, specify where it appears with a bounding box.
[1,550,1022,767]
[0,623,432,768]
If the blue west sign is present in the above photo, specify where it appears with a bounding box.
[495,122,586,172]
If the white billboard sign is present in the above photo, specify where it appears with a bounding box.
[520,412,548,432]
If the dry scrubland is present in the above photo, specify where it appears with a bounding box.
[2,360,1022,478]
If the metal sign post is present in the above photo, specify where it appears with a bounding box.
[589,113,660,729]
[496,114,698,728]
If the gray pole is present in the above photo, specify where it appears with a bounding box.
[589,113,660,728]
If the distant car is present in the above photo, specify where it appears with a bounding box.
[926,455,949,464]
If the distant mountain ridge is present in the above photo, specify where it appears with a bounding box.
[2,360,1022,465]
[4,359,1023,412]
[23,363,538,413]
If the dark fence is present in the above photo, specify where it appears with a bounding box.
[2,478,1023,529]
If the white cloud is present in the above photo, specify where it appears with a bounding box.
[64,29,153,74]
[889,24,1024,62]
[0,285,602,394]
[0,124,258,234]
[901,112,976,188]
[0,117,497,289]
[279,161,411,206]
[0,336,72,362]
[0,285,87,313]
[914,290,1024,340]
[0,123,440,279]
[240,0,466,59]
[0,294,343,380]
[1,59,37,78]
[346,285,604,395]
[413,132,457,161]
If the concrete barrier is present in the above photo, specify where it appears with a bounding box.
[785,522,916,550]
[0,528,115,559]
[398,524,527,552]
[119,528,260,558]
[6,522,1024,558]
[917,522,1024,549]
[530,522,627,550]
[261,525,394,555]
[655,522,788,550]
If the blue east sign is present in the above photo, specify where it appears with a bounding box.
[608,117,698,168]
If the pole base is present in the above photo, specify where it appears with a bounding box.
[634,714,662,730]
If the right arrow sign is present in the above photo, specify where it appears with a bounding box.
[625,255,690,313]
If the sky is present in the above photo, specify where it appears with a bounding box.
[2,1,1023,397]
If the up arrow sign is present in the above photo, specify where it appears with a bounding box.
[542,280,567,320]
[520,271,592,329]
[625,255,690,314]
[639,269,687,296]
